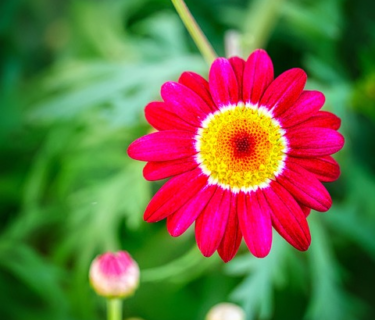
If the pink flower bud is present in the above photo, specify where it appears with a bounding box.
[89,251,140,298]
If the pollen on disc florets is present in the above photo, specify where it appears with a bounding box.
[195,103,287,193]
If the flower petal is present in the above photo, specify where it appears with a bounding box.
[290,111,341,131]
[167,185,216,237]
[300,203,312,217]
[238,191,272,258]
[145,101,196,132]
[277,162,332,212]
[195,188,231,257]
[263,182,311,251]
[260,68,307,115]
[286,127,344,158]
[288,156,340,182]
[143,157,198,181]
[243,49,274,105]
[278,91,325,127]
[144,168,208,223]
[229,56,245,100]
[217,193,242,263]
[161,81,211,126]
[209,58,240,107]
[127,130,196,161]
[178,72,217,111]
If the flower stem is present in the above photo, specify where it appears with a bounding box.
[241,0,285,55]
[171,0,217,64]
[107,298,122,320]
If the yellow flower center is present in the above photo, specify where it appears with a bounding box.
[196,104,287,192]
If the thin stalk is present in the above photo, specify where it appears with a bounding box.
[171,0,217,64]
[107,298,122,320]
[141,246,201,282]
[241,0,285,55]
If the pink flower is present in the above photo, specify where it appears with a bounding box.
[89,251,139,298]
[128,49,344,262]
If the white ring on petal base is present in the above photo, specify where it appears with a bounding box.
[194,102,288,193]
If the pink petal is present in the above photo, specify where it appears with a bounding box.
[286,127,344,158]
[300,203,312,217]
[161,82,211,127]
[178,72,217,111]
[277,161,332,212]
[145,101,196,132]
[209,58,240,107]
[217,194,242,263]
[229,56,245,101]
[263,182,311,251]
[243,49,274,105]
[195,187,231,257]
[127,130,196,161]
[278,91,325,127]
[144,168,208,223]
[288,155,340,182]
[143,157,198,181]
[289,111,341,131]
[260,68,307,115]
[167,185,216,237]
[238,191,272,258]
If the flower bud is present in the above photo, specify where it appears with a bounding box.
[89,251,139,298]
[206,303,245,320]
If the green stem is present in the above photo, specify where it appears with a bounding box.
[141,246,201,282]
[107,298,122,320]
[171,0,217,64]
[241,0,285,55]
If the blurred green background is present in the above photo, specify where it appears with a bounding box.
[1,0,375,319]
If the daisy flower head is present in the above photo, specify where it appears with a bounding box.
[128,49,344,262]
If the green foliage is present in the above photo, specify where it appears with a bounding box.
[226,237,290,319]
[1,0,375,319]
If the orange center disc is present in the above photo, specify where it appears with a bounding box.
[196,104,287,192]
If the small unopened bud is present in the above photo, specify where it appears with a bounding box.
[89,251,139,298]
[206,303,245,320]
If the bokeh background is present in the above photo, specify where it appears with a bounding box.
[1,0,375,319]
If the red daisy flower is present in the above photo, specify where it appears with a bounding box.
[127,49,344,262]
